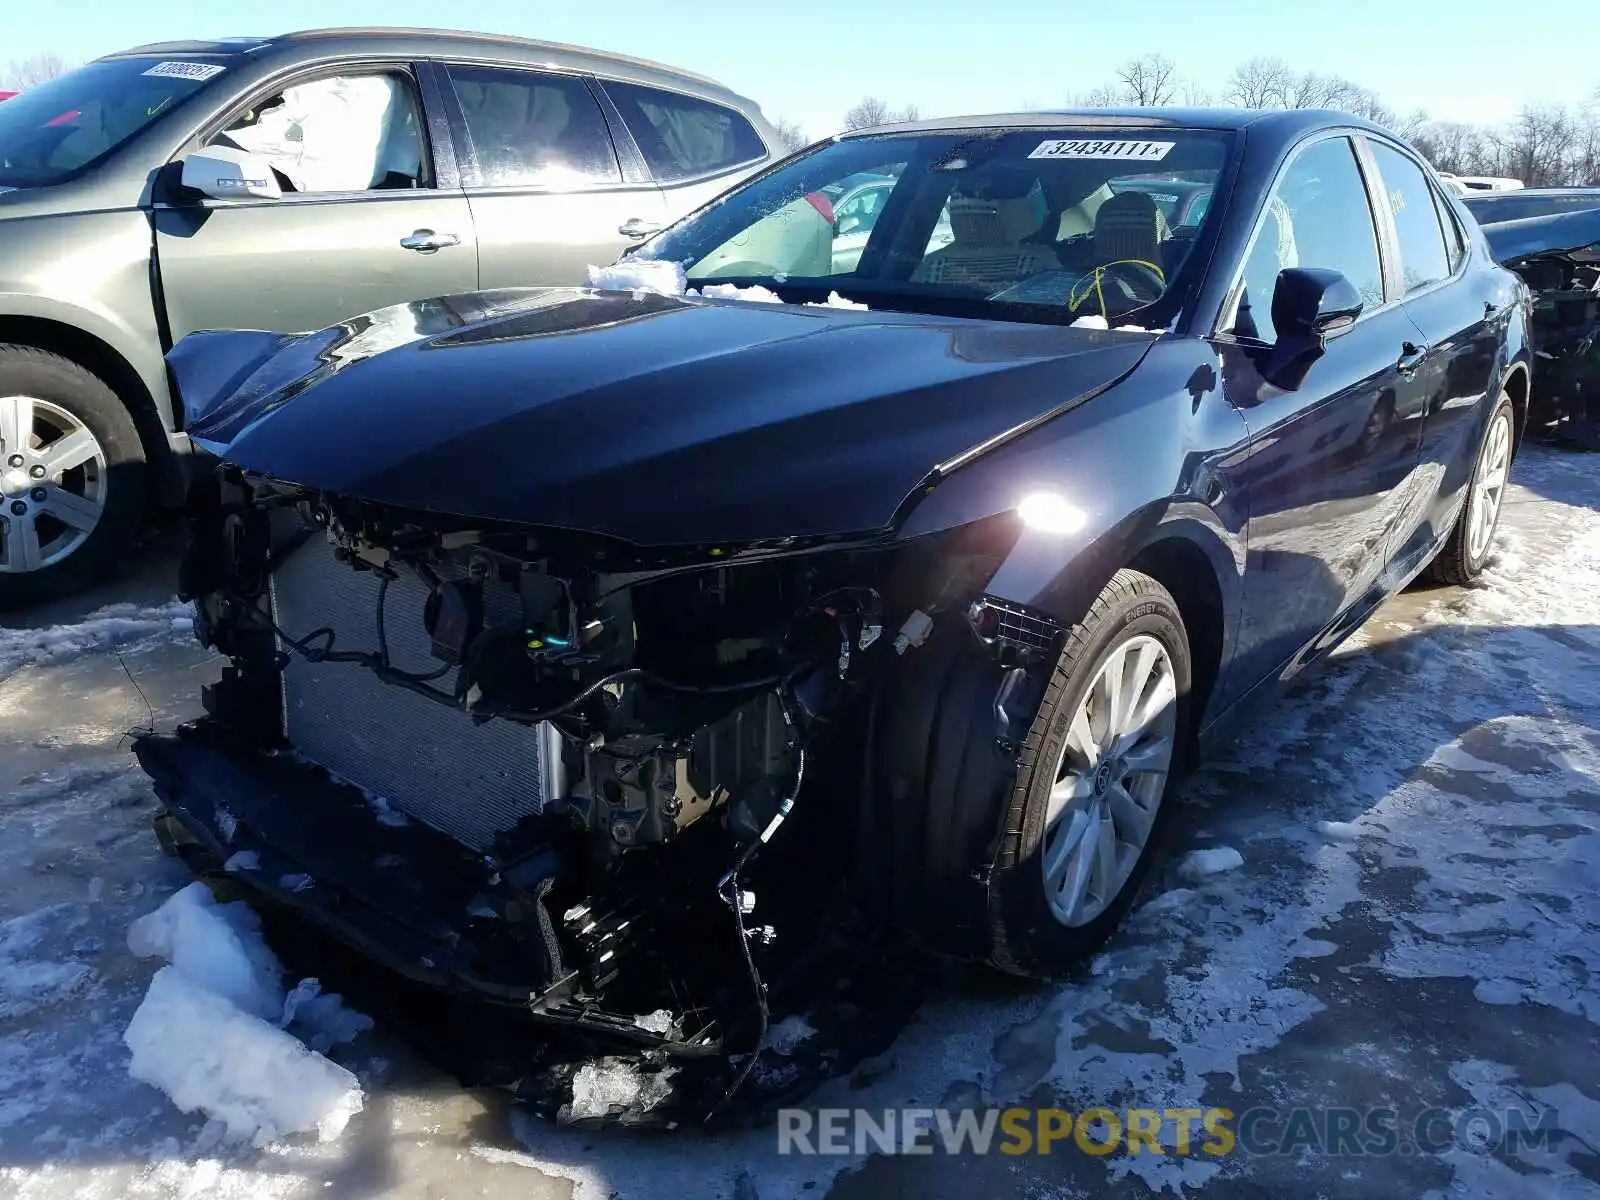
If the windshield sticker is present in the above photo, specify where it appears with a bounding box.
[142,61,226,82]
[1028,139,1175,162]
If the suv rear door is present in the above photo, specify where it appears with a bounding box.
[599,79,773,223]
[436,62,668,290]
[153,63,478,340]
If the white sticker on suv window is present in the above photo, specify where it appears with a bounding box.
[142,61,226,82]
[1028,139,1175,162]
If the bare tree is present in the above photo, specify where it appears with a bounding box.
[1225,57,1292,109]
[840,98,920,131]
[4,53,69,90]
[1117,55,1179,107]
[769,116,810,153]
[1073,84,1123,108]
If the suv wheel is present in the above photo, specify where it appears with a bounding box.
[0,345,147,610]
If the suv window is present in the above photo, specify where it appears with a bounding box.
[603,81,766,182]
[1369,142,1453,294]
[1232,136,1384,343]
[447,66,620,188]
[210,71,427,193]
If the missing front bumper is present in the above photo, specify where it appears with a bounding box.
[133,724,930,1128]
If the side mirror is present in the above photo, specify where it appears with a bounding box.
[180,148,282,202]
[1271,267,1364,348]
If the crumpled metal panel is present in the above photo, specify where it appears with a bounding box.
[269,537,550,850]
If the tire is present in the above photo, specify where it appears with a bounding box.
[856,569,1193,978]
[0,345,148,610]
[1424,391,1515,586]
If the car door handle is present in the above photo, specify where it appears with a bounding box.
[1398,340,1427,374]
[400,229,461,253]
[618,218,663,240]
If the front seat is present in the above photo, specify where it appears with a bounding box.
[912,179,1055,292]
[1091,189,1171,272]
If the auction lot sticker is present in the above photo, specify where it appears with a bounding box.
[1028,139,1175,161]
[142,61,227,81]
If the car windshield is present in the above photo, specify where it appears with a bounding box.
[635,126,1234,326]
[0,56,233,187]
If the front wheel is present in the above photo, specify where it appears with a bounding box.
[0,345,148,610]
[855,569,1192,978]
[1424,391,1515,586]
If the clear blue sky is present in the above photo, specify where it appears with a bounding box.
[7,0,1594,139]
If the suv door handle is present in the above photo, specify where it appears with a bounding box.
[618,217,663,240]
[1398,340,1427,374]
[400,229,461,253]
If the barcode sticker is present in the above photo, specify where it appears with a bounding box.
[1028,139,1175,162]
[142,61,226,82]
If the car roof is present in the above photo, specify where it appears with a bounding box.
[1467,187,1600,200]
[103,26,739,100]
[838,106,1395,141]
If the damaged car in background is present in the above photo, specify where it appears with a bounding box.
[135,108,1530,1128]
[1466,190,1600,449]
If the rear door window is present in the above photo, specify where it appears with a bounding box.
[445,65,620,188]
[602,81,766,182]
[1368,141,1453,294]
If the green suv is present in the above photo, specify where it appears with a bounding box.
[0,27,781,606]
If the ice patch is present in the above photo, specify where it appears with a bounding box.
[0,597,196,681]
[1176,847,1244,880]
[223,851,260,872]
[586,259,686,297]
[123,966,363,1147]
[0,909,91,1018]
[1316,820,1363,840]
[126,882,283,1020]
[632,1009,675,1034]
[765,1014,817,1055]
[278,873,314,893]
[279,978,374,1053]
[566,1061,676,1123]
[1070,314,1109,329]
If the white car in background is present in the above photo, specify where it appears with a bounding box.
[1439,172,1525,196]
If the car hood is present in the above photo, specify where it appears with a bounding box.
[1481,206,1600,265]
[172,288,1154,545]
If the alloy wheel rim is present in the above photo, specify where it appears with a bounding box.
[0,395,109,574]
[1467,407,1512,564]
[1041,633,1178,927]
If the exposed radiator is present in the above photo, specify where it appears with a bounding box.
[269,536,559,850]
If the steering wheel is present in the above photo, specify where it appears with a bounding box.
[1068,258,1166,317]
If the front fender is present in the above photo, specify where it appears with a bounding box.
[896,340,1249,633]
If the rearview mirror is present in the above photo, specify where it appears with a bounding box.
[180,148,282,202]
[1272,267,1364,347]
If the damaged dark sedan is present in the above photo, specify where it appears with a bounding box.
[1466,190,1600,447]
[135,108,1531,1126]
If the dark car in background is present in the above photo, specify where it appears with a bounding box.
[0,27,781,607]
[137,108,1528,1124]
[1466,189,1600,444]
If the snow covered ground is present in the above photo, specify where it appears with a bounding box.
[2,447,1598,1199]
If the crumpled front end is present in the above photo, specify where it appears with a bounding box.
[1483,207,1600,445]
[136,460,1032,1125]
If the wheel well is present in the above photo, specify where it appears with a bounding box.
[0,316,169,468]
[1502,363,1529,450]
[1127,538,1225,757]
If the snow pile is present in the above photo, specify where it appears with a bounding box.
[586,259,686,297]
[1176,846,1244,879]
[764,1014,818,1055]
[124,967,364,1147]
[122,883,369,1145]
[812,290,869,310]
[693,281,783,304]
[0,598,195,681]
